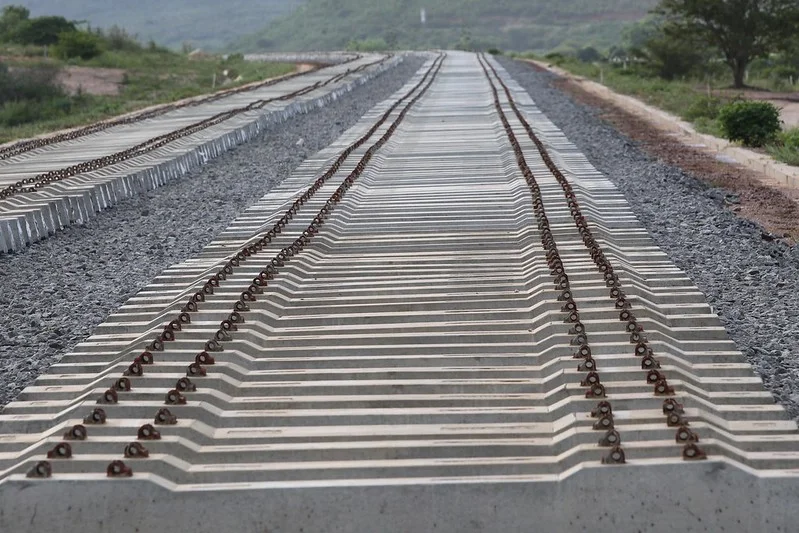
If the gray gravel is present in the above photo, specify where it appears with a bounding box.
[0,55,425,407]
[499,57,799,419]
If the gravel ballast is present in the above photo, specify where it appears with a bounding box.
[498,57,799,419]
[0,56,425,407]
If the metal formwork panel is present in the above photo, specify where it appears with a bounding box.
[1,52,798,532]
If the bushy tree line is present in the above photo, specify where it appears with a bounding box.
[553,0,799,90]
[0,6,153,128]
[0,5,104,60]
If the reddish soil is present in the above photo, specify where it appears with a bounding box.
[553,77,799,242]
[57,66,126,96]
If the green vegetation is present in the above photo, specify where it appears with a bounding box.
[0,62,70,128]
[717,100,781,147]
[0,6,294,143]
[528,1,799,166]
[53,30,102,60]
[767,128,799,166]
[232,0,658,53]
[655,0,799,88]
[533,53,725,123]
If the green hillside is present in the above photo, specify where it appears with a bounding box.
[233,0,658,52]
[16,0,304,49]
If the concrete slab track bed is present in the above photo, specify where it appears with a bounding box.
[1,52,798,532]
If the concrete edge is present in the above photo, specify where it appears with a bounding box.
[1,460,797,532]
[522,59,799,191]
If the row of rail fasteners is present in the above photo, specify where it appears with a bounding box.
[0,56,385,200]
[26,53,445,480]
[477,52,707,464]
[0,55,371,162]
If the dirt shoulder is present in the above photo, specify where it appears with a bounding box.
[57,66,126,96]
[547,72,799,243]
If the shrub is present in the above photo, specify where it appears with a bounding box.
[487,48,502,56]
[0,5,30,43]
[14,15,75,46]
[717,100,781,147]
[53,31,102,60]
[0,100,38,126]
[103,25,141,52]
[767,64,799,81]
[576,46,603,63]
[636,27,708,80]
[0,63,63,104]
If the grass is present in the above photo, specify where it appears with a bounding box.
[767,128,799,166]
[534,55,722,118]
[530,54,799,167]
[767,144,799,166]
[536,55,799,150]
[0,45,294,144]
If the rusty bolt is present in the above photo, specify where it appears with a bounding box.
[682,443,707,461]
[195,352,215,365]
[84,408,107,425]
[662,398,684,415]
[591,401,613,418]
[154,408,177,425]
[176,377,196,392]
[599,430,621,447]
[124,442,149,458]
[654,379,675,396]
[585,383,606,398]
[47,443,72,459]
[580,372,601,387]
[107,460,133,478]
[593,415,614,431]
[115,377,132,391]
[601,446,626,464]
[676,426,700,443]
[164,389,187,405]
[63,424,87,441]
[187,363,206,377]
[666,412,686,427]
[27,461,52,478]
[98,388,118,404]
[138,424,161,440]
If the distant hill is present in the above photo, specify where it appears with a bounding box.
[15,0,304,49]
[232,0,658,52]
[14,0,657,52]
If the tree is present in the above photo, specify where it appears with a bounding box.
[576,46,603,63]
[53,31,102,60]
[0,5,29,42]
[655,0,799,88]
[15,16,76,46]
[634,23,710,79]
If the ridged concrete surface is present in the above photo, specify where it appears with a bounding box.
[1,52,798,532]
[0,53,397,253]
